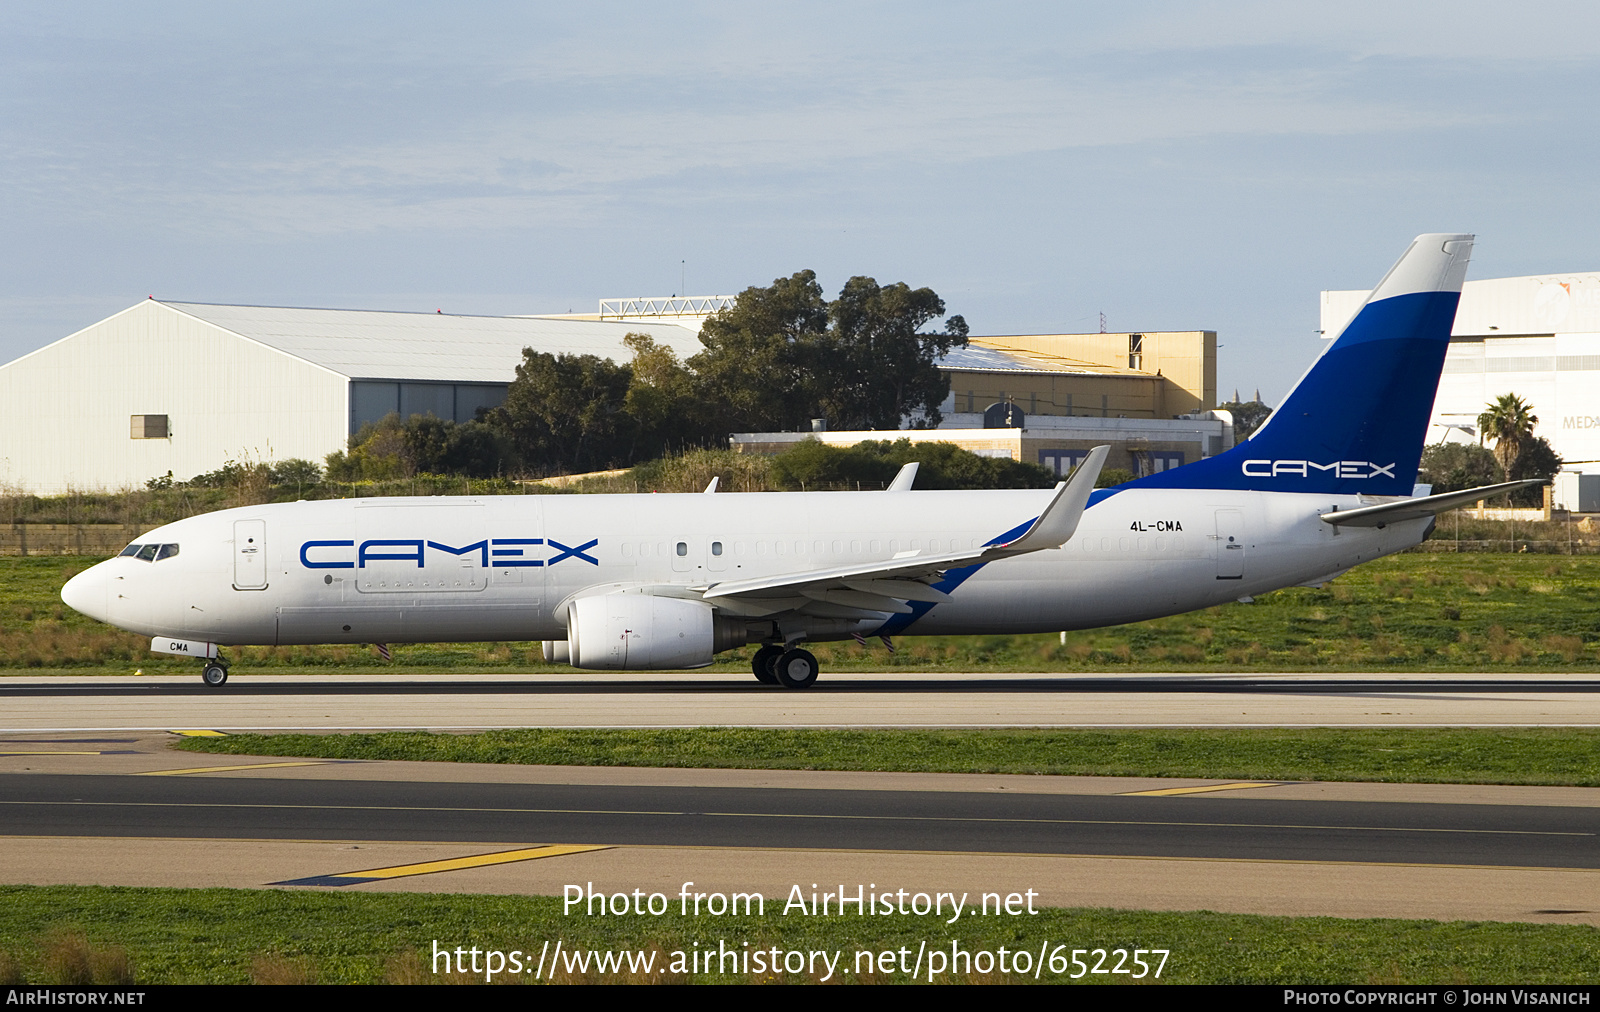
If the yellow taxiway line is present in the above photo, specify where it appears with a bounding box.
[274,844,610,887]
[1121,782,1280,796]
[136,761,333,777]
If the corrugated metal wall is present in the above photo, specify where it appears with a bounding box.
[0,301,348,492]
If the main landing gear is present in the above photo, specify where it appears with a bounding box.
[200,658,229,687]
[751,644,820,689]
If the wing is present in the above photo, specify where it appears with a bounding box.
[700,446,1109,617]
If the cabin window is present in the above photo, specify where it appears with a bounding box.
[711,541,723,556]
[675,541,688,557]
[773,541,785,556]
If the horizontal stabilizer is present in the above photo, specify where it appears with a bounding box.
[1320,480,1546,527]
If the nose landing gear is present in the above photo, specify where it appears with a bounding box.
[200,659,230,687]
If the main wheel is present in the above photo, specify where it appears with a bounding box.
[751,644,782,685]
[774,647,819,689]
[200,663,228,687]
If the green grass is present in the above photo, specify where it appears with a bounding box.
[175,727,1600,786]
[9,552,1600,673]
[0,885,1594,984]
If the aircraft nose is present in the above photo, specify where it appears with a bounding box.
[61,563,111,623]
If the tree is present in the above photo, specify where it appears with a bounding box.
[1477,393,1538,479]
[691,270,968,433]
[1510,435,1562,506]
[486,352,634,474]
[325,413,513,479]
[621,332,718,459]
[1417,441,1500,494]
[819,277,968,429]
[767,438,1053,490]
[269,459,323,487]
[691,271,829,433]
[1217,390,1272,441]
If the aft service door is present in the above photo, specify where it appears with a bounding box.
[1214,509,1244,580]
[233,519,268,590]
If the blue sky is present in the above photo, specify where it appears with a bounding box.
[5,2,1599,401]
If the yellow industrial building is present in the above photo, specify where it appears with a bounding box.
[939,330,1217,421]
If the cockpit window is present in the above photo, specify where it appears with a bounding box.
[119,544,142,558]
[135,544,160,562]
[154,544,180,561]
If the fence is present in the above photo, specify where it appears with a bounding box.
[3,525,142,556]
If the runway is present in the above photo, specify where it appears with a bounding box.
[3,732,1600,927]
[4,671,1600,729]
[4,672,1599,931]
[6,773,1598,867]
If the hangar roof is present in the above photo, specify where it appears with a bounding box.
[941,339,1140,377]
[161,301,706,383]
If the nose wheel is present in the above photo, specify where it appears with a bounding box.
[200,661,229,687]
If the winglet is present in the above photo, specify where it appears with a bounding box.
[996,445,1108,553]
[887,462,919,492]
[703,476,719,494]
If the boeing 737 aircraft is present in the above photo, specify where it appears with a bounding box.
[62,234,1538,688]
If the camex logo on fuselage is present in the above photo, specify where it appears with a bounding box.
[1241,460,1396,479]
[298,538,599,570]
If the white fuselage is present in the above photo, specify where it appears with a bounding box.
[62,487,1428,649]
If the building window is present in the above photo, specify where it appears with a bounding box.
[1039,449,1089,476]
[1132,451,1186,477]
[130,415,168,439]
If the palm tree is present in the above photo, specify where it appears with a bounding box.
[1477,393,1538,480]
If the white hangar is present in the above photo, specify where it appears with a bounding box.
[0,298,703,493]
[1322,271,1600,472]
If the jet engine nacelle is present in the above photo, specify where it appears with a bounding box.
[567,594,716,670]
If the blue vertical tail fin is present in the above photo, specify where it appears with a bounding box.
[1133,233,1473,496]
